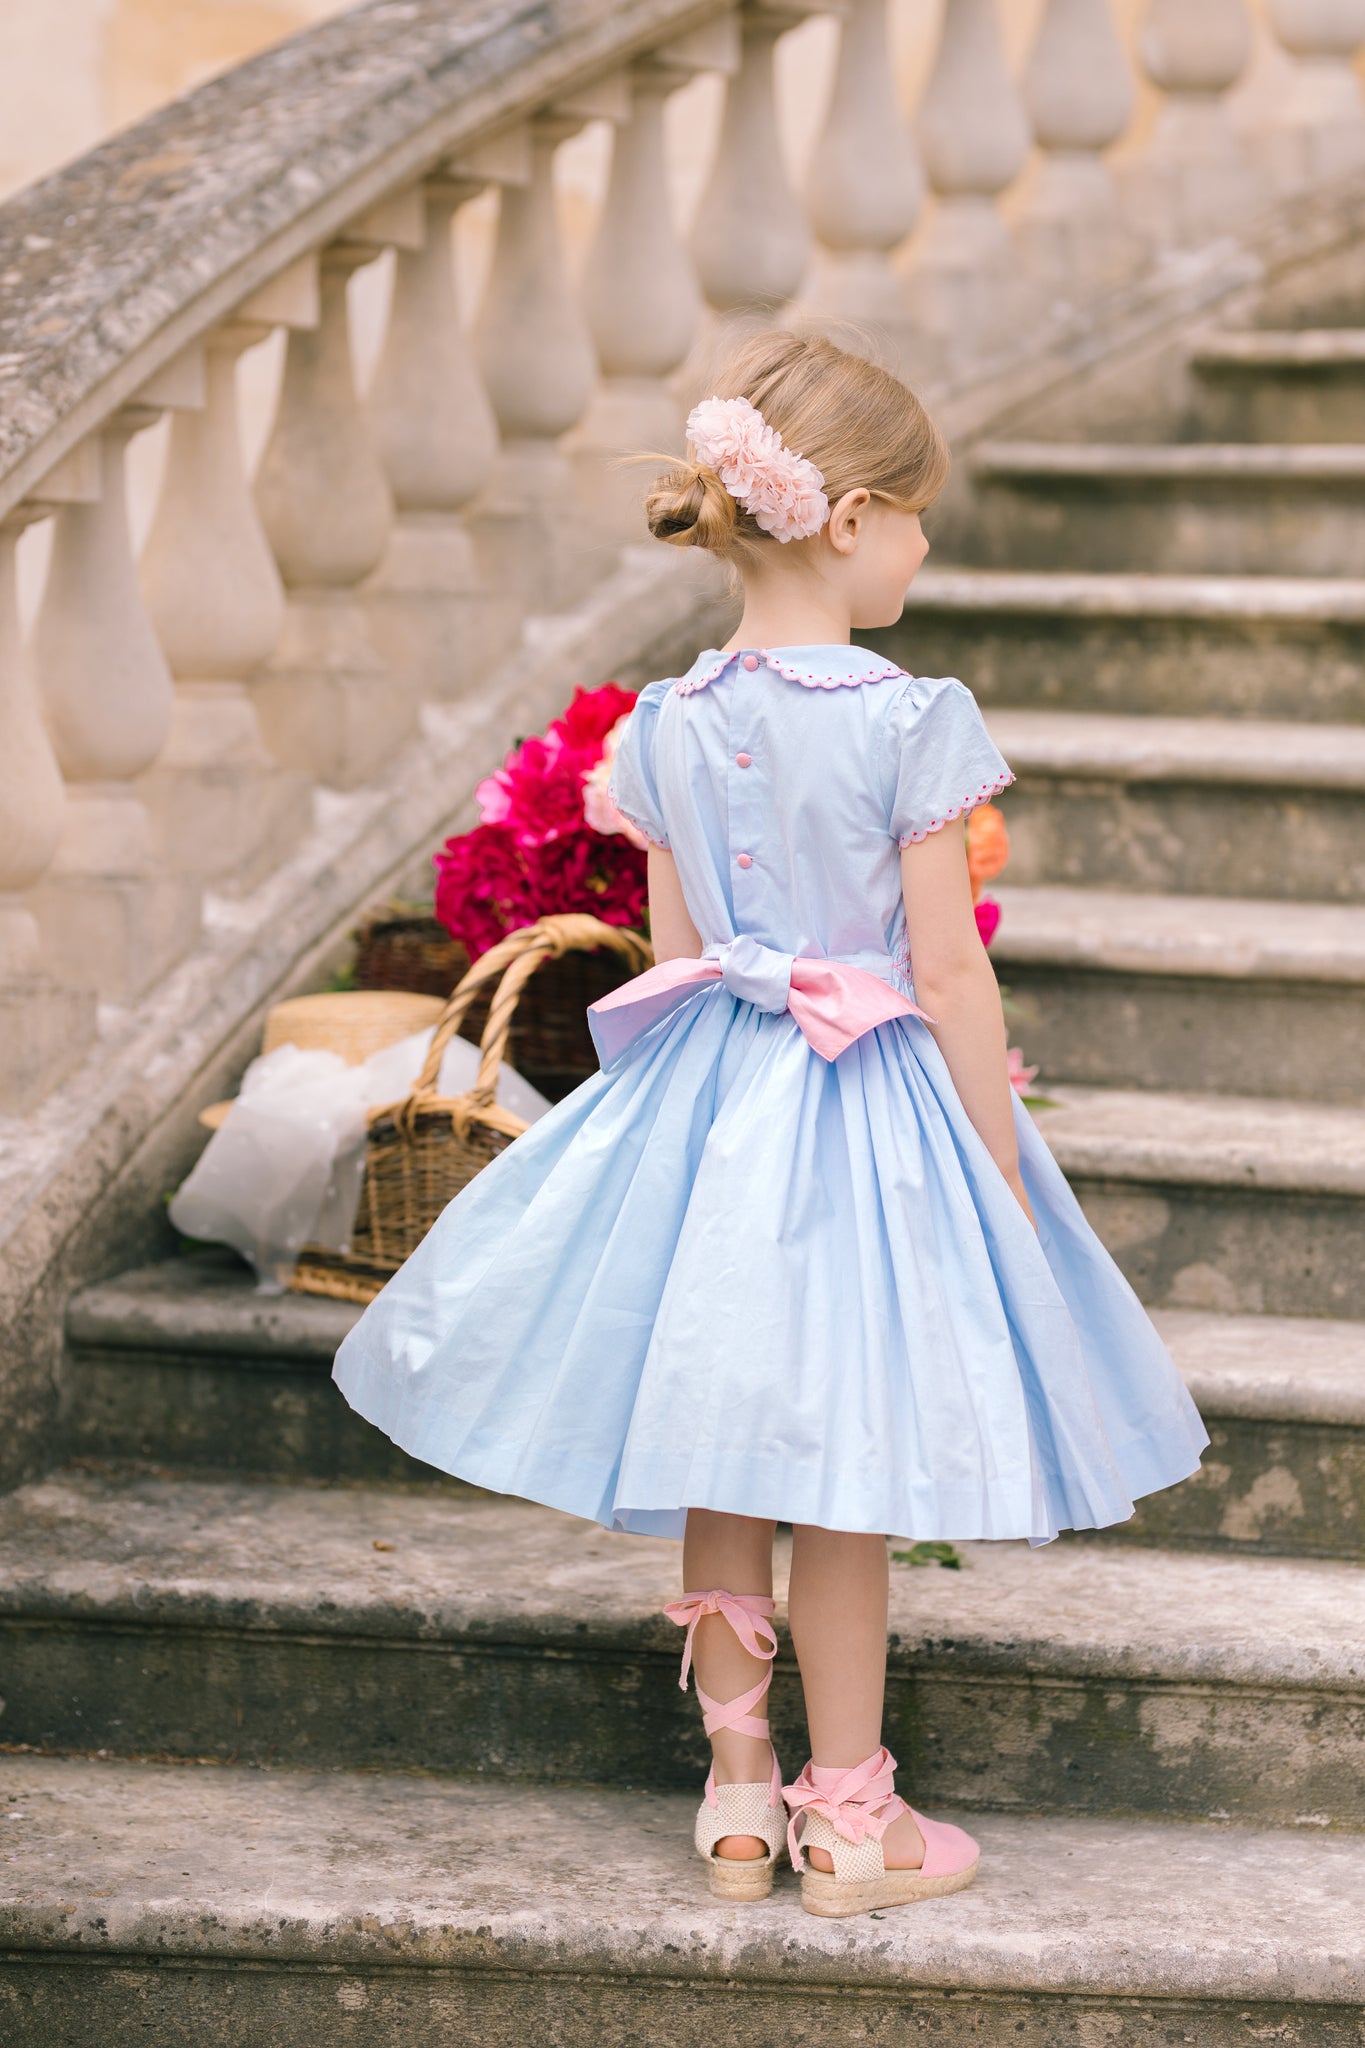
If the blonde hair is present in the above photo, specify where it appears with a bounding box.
[645,332,949,558]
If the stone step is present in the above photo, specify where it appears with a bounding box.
[2,1754,1362,2048]
[884,568,1365,723]
[1190,327,1365,442]
[1,1471,1361,1827]
[63,1254,397,1485]
[992,884,1365,1100]
[965,442,1365,577]
[1033,1084,1365,1318]
[63,1265,1365,1557]
[986,708,1365,903]
[1196,330,1365,367]
[1138,1309,1365,1558]
[66,1264,1365,1557]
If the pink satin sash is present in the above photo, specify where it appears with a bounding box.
[589,946,930,1064]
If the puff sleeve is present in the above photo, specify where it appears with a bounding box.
[608,679,672,850]
[886,676,1014,846]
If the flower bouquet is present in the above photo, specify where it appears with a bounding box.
[434,683,649,959]
[430,684,650,1098]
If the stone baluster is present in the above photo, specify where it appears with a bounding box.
[28,366,205,1003]
[801,0,924,335]
[690,2,812,327]
[471,108,606,614]
[573,43,722,545]
[0,468,99,1111]
[908,0,1033,374]
[1127,0,1259,244]
[1017,0,1139,305]
[365,175,512,702]
[139,258,317,889]
[1263,0,1365,185]
[254,194,422,789]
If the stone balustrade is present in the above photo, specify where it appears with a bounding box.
[0,0,1362,1119]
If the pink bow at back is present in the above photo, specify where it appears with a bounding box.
[590,938,930,1066]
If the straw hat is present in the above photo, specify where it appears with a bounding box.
[198,990,446,1131]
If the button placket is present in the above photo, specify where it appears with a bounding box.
[730,651,761,880]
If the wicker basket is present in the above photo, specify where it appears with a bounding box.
[353,906,466,999]
[290,913,653,1305]
[352,903,643,1101]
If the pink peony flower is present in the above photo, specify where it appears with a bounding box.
[1008,1045,1039,1095]
[975,899,1001,947]
[433,822,538,959]
[552,682,638,754]
[434,682,649,957]
[475,733,592,848]
[583,715,650,849]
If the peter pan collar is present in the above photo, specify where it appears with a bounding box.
[674,644,906,695]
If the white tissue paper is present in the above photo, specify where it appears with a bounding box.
[169,1028,552,1292]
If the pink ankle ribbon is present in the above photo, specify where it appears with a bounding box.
[589,935,930,1066]
[663,1589,781,1805]
[781,1744,908,1871]
[662,1589,778,1692]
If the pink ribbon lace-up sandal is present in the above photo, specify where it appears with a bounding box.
[662,1589,787,1900]
[783,1745,980,1918]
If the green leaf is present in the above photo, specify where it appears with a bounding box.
[891,1541,963,1570]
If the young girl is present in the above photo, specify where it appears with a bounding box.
[333,332,1208,1921]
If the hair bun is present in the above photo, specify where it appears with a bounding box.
[644,461,738,553]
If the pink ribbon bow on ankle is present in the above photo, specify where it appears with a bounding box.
[661,1588,778,1692]
[781,1745,907,1871]
[662,1589,782,1805]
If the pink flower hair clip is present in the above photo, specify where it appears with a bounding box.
[685,394,830,544]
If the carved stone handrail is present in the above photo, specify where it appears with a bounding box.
[0,0,725,517]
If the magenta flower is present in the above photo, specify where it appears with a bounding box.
[435,683,648,957]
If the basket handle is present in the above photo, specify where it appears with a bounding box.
[408,913,653,1114]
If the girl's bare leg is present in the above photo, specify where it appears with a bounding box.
[681,1507,777,1861]
[786,1525,925,1872]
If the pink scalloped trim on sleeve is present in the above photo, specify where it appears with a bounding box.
[606,782,670,850]
[898,768,1015,847]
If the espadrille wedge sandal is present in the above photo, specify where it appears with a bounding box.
[784,1746,979,1919]
[663,1589,787,1901]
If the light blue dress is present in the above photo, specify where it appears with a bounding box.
[333,645,1208,1542]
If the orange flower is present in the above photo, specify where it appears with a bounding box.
[966,803,1009,902]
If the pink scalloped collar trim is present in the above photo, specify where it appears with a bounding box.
[675,647,905,696]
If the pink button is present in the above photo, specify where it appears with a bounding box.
[736,853,753,869]
[736,752,752,768]
[742,653,760,670]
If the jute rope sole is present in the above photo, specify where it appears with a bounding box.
[799,1854,980,1918]
[707,1850,782,1902]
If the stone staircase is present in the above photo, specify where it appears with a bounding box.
[4,315,1365,2044]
